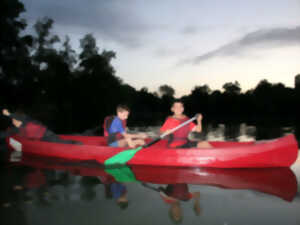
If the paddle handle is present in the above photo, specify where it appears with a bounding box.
[143,114,198,148]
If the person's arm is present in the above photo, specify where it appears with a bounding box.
[160,117,174,136]
[110,119,136,148]
[2,109,29,124]
[122,132,135,148]
[138,133,148,139]
[125,132,148,139]
[0,131,7,139]
[0,127,19,139]
[192,114,203,133]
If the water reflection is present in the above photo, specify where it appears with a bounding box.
[8,153,298,202]
[132,166,297,202]
[79,176,99,201]
[224,123,241,141]
[98,170,129,209]
[184,121,298,142]
[1,119,300,225]
[1,151,299,225]
[142,183,201,223]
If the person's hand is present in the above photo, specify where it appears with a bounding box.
[139,133,148,139]
[2,109,10,116]
[128,142,136,148]
[196,114,203,123]
[127,138,136,148]
[163,129,172,136]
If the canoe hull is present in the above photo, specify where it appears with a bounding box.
[7,134,298,168]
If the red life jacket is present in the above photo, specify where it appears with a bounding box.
[103,116,127,144]
[103,116,114,137]
[163,117,192,147]
[18,122,47,139]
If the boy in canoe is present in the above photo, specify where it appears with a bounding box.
[160,100,212,148]
[1,108,80,144]
[104,104,148,148]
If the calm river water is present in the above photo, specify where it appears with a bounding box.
[1,121,300,225]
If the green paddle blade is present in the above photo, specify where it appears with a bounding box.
[104,146,143,166]
[105,166,137,183]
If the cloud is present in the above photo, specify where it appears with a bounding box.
[181,26,300,65]
[22,0,151,48]
[181,26,198,35]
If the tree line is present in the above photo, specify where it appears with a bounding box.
[1,0,300,133]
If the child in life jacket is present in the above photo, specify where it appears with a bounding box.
[160,100,212,148]
[103,104,148,148]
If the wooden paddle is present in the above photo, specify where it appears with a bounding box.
[104,114,198,166]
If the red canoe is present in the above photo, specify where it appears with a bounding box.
[7,134,298,168]
[12,154,298,201]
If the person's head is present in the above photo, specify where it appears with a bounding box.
[171,100,184,116]
[169,201,183,224]
[116,105,130,120]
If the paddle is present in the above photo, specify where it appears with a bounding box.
[105,165,138,183]
[141,182,162,192]
[104,114,198,166]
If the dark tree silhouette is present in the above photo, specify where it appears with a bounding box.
[0,0,33,107]
[59,35,77,71]
[79,33,99,61]
[222,81,241,95]
[32,17,60,65]
[1,0,299,134]
[157,85,175,117]
[159,85,175,97]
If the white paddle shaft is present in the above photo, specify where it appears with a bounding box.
[160,115,197,139]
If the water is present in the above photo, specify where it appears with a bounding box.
[0,122,300,225]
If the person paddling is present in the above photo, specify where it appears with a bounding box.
[103,104,148,148]
[160,100,212,148]
[1,109,80,144]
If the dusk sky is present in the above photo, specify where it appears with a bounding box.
[22,0,300,97]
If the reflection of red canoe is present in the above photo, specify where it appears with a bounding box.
[132,166,298,202]
[7,134,298,168]
[15,154,298,201]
